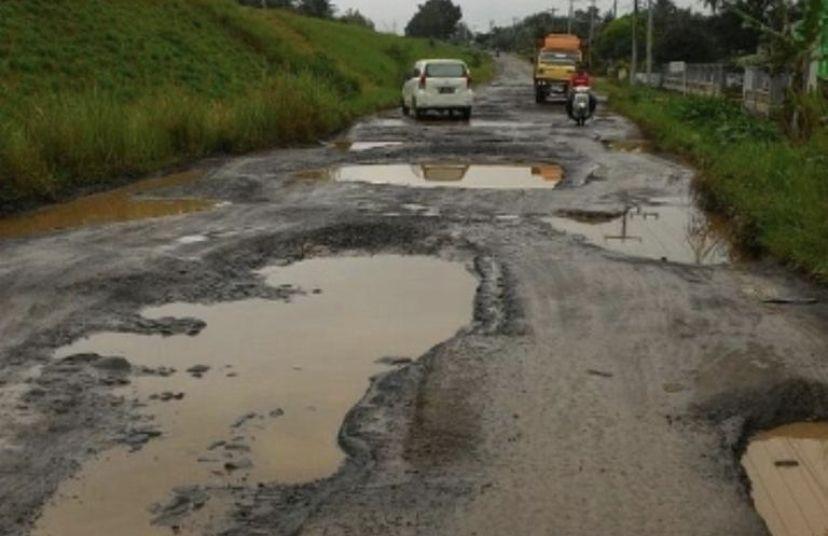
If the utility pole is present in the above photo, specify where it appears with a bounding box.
[631,0,639,85]
[588,0,596,69]
[646,0,654,85]
[549,7,558,32]
[567,0,574,33]
[613,0,618,18]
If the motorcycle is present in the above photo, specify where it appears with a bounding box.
[567,86,596,127]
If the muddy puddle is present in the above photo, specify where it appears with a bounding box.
[332,140,404,152]
[603,139,653,153]
[742,422,828,536]
[0,170,212,239]
[33,255,476,536]
[542,198,731,265]
[300,163,564,189]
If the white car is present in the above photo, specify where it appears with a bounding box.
[401,59,474,120]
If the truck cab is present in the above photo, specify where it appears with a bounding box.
[534,51,577,103]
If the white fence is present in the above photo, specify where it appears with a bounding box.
[645,62,789,117]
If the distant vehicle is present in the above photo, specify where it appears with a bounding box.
[401,59,474,120]
[534,34,581,103]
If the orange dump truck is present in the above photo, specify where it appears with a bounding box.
[534,34,582,103]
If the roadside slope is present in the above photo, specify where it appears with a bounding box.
[0,0,491,210]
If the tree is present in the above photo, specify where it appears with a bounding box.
[405,0,463,40]
[339,8,374,29]
[715,0,825,135]
[297,0,334,18]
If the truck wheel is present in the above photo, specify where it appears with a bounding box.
[535,89,545,104]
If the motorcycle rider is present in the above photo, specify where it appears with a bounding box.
[566,64,597,121]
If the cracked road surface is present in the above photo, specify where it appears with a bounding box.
[1,55,828,536]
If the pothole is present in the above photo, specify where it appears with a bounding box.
[0,170,213,239]
[297,163,564,189]
[603,139,653,153]
[32,255,476,536]
[742,422,828,536]
[331,140,404,152]
[542,198,732,265]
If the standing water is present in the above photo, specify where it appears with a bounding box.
[33,255,476,536]
[741,422,828,536]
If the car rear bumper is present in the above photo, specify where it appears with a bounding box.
[535,79,569,93]
[415,89,473,108]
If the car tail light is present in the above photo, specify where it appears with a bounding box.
[419,73,427,89]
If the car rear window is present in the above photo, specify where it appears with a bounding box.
[425,63,466,78]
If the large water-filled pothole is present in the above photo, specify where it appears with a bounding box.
[331,140,404,152]
[542,198,732,265]
[0,170,213,239]
[742,422,828,536]
[299,163,564,189]
[33,255,476,536]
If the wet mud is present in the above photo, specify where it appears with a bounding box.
[0,170,212,239]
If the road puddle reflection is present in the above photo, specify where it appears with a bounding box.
[742,422,828,536]
[33,255,475,536]
[299,164,564,189]
[332,140,404,152]
[542,198,731,265]
[0,170,212,239]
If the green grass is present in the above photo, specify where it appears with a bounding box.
[600,82,828,280]
[0,0,493,210]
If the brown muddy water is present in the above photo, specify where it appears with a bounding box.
[300,163,564,189]
[33,255,476,536]
[542,197,731,265]
[741,422,828,536]
[0,170,212,239]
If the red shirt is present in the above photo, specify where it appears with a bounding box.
[569,72,591,87]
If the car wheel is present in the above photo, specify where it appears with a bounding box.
[462,107,472,121]
[413,101,425,120]
[535,89,545,104]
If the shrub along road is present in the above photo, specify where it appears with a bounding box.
[0,55,827,535]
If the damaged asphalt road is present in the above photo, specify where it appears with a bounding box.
[1,55,828,536]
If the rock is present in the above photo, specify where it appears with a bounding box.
[60,353,102,365]
[186,365,210,378]
[232,412,258,428]
[92,356,131,372]
[224,459,253,472]
[376,356,413,366]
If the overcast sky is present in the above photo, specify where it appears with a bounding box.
[335,0,703,33]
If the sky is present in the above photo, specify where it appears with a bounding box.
[335,0,702,34]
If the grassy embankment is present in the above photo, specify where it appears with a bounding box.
[602,83,828,281]
[0,0,493,210]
